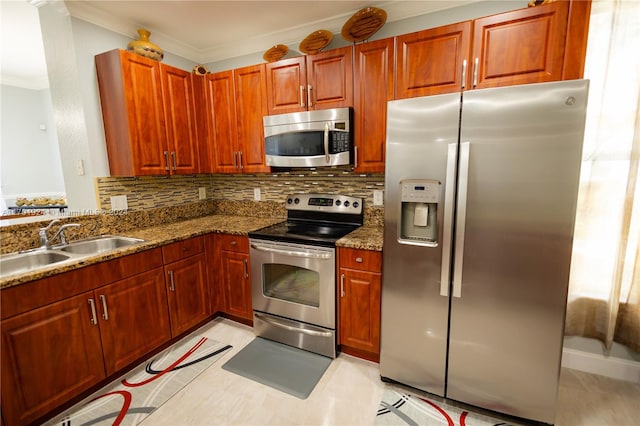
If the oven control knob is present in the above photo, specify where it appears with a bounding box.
[353,201,359,208]
[335,200,341,206]
[294,198,300,204]
[287,198,293,204]
[344,200,350,207]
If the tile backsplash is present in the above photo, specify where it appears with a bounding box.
[96,168,385,211]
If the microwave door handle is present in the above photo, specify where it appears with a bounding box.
[324,122,330,163]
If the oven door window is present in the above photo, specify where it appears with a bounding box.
[262,263,319,307]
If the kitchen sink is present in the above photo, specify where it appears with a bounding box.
[0,235,145,280]
[58,235,144,255]
[0,250,73,276]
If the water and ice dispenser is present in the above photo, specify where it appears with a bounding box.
[398,179,440,246]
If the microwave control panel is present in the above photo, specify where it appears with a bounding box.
[330,131,350,153]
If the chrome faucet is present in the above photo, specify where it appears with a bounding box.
[39,220,81,248]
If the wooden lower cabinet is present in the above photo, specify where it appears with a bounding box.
[217,234,253,322]
[0,292,106,426]
[338,248,382,361]
[97,268,172,375]
[0,249,173,426]
[163,237,209,336]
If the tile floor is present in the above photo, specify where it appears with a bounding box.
[136,318,639,426]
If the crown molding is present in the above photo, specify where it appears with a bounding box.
[67,1,477,64]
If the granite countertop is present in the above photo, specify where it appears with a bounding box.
[0,215,383,290]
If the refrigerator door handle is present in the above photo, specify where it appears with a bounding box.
[440,142,458,297]
[452,141,470,298]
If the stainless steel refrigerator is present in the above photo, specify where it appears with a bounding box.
[379,80,589,424]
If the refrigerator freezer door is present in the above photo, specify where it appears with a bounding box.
[446,80,588,423]
[380,92,461,396]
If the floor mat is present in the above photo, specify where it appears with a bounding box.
[221,337,332,399]
[45,336,232,426]
[376,388,523,426]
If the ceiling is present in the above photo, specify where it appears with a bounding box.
[1,0,476,90]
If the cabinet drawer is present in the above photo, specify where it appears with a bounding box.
[162,236,204,264]
[217,234,249,253]
[339,248,382,272]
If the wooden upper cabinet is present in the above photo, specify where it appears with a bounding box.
[234,64,270,173]
[205,70,238,173]
[205,65,268,174]
[96,49,167,175]
[396,21,472,98]
[160,64,200,174]
[266,46,353,115]
[95,49,202,176]
[353,38,394,173]
[470,1,570,89]
[266,57,307,114]
[306,46,353,111]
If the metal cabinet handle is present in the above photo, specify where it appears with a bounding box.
[340,274,345,297]
[163,151,170,171]
[440,143,458,297]
[230,240,237,246]
[472,57,479,88]
[453,142,470,298]
[243,259,248,278]
[171,151,177,171]
[354,146,359,169]
[88,298,98,325]
[99,295,109,320]
[168,270,175,292]
[307,84,313,107]
[461,59,467,89]
[300,85,306,108]
[324,122,330,162]
[355,257,363,263]
[238,151,243,169]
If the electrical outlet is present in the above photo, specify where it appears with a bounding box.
[110,195,128,211]
[373,190,384,206]
[198,187,206,200]
[253,188,261,201]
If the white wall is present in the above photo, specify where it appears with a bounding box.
[0,85,65,206]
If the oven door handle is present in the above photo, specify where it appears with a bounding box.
[250,243,332,259]
[254,312,333,337]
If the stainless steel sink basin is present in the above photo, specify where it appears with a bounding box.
[0,250,72,276]
[58,235,144,255]
[0,235,145,280]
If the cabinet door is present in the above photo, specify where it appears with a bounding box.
[161,64,200,174]
[307,46,353,110]
[265,56,307,115]
[353,38,394,173]
[234,64,270,173]
[165,254,209,336]
[119,51,168,175]
[396,21,472,98]
[97,268,171,375]
[206,70,238,173]
[339,268,382,357]
[471,1,569,89]
[220,250,252,320]
[0,292,105,426]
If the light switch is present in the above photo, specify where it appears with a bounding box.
[198,187,206,200]
[254,188,261,201]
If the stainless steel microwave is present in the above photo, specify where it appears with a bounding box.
[263,107,352,168]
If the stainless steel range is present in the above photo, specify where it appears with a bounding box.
[248,193,364,358]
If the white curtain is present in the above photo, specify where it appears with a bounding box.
[565,0,640,352]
